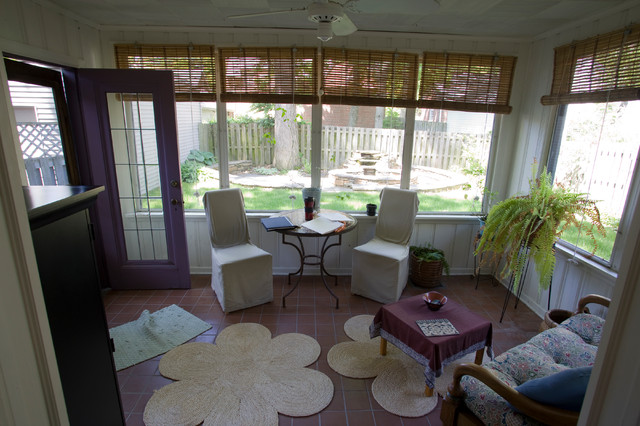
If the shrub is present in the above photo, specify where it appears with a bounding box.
[181,150,215,183]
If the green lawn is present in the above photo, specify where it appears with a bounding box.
[150,182,617,262]
[558,225,615,261]
[174,182,473,212]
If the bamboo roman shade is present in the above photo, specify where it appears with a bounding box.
[417,52,517,114]
[114,44,216,101]
[114,44,519,113]
[541,24,640,105]
[321,48,419,107]
[219,47,318,104]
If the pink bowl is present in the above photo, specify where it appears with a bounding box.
[422,291,448,311]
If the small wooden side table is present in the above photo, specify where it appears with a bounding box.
[371,294,493,396]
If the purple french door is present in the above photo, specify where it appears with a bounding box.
[76,69,190,289]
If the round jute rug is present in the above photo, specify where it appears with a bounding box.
[328,315,438,417]
[143,322,334,426]
[328,315,489,418]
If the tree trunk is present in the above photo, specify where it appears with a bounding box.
[273,104,300,170]
[374,106,385,128]
[349,105,359,127]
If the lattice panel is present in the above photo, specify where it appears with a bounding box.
[17,122,63,159]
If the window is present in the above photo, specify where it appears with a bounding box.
[216,47,317,210]
[184,101,313,211]
[322,105,405,211]
[548,101,639,263]
[543,24,640,265]
[319,49,417,210]
[115,44,517,213]
[4,57,80,185]
[410,109,494,212]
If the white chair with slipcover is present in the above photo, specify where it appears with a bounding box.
[203,188,273,313]
[351,187,419,304]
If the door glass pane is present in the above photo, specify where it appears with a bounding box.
[7,81,69,185]
[107,92,168,261]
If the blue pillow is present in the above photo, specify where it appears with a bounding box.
[514,367,592,412]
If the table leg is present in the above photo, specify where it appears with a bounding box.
[319,234,341,308]
[424,386,434,397]
[380,338,387,356]
[281,233,341,308]
[474,348,485,365]
[282,234,305,308]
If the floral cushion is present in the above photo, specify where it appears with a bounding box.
[528,326,597,368]
[560,313,605,345]
[460,316,600,426]
[461,369,545,426]
[488,342,566,384]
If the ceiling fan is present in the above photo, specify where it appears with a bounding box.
[226,0,358,42]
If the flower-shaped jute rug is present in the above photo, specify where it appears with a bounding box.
[327,315,483,418]
[143,323,334,425]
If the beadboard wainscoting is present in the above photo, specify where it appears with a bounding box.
[185,213,482,276]
[184,212,617,318]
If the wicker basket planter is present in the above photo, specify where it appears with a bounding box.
[538,308,573,332]
[409,251,444,288]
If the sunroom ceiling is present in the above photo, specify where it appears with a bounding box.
[49,0,633,38]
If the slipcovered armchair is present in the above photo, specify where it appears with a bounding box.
[351,187,419,304]
[203,188,273,313]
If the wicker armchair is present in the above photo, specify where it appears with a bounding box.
[441,294,610,426]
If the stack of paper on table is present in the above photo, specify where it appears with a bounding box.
[317,211,353,222]
[300,216,343,234]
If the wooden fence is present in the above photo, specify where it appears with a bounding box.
[24,156,68,185]
[200,122,485,171]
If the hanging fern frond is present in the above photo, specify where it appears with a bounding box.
[475,163,606,293]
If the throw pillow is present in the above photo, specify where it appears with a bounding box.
[514,366,592,412]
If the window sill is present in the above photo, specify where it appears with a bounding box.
[555,243,617,281]
[193,210,484,223]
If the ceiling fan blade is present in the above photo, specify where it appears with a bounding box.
[226,8,306,20]
[333,13,357,36]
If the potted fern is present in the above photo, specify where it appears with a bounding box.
[409,244,450,288]
[475,164,606,293]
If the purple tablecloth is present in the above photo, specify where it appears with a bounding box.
[370,294,493,387]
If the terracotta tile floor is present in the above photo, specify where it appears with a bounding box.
[103,274,542,426]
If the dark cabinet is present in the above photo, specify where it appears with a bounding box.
[24,185,124,426]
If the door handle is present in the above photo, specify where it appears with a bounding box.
[171,199,183,206]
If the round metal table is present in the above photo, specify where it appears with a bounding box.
[273,209,357,309]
